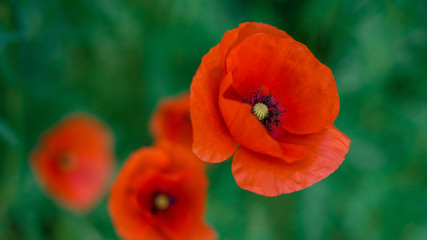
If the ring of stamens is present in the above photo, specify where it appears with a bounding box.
[242,87,285,132]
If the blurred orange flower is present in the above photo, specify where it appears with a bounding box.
[30,114,115,213]
[150,93,192,148]
[108,142,215,240]
[190,22,350,196]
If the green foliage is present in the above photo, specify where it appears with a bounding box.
[1,0,427,239]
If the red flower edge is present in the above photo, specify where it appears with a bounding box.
[108,142,216,240]
[30,113,115,212]
[190,22,350,196]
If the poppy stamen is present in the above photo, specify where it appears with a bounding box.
[242,87,285,132]
[252,103,269,120]
[153,193,171,211]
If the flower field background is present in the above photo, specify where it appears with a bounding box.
[1,0,427,239]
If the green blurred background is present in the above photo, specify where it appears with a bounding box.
[1,0,427,239]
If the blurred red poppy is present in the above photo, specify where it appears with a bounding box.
[150,93,192,148]
[190,22,350,196]
[30,114,115,213]
[108,142,215,240]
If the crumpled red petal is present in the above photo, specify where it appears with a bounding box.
[232,126,350,196]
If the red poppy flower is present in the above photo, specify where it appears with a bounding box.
[150,93,192,148]
[190,22,350,196]
[108,142,215,240]
[30,114,115,212]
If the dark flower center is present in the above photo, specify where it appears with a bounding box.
[58,152,77,172]
[151,192,175,213]
[242,87,285,132]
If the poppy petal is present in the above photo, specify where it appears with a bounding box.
[109,143,213,240]
[190,45,238,163]
[30,114,115,213]
[150,93,193,148]
[219,73,307,163]
[190,22,294,163]
[227,33,339,134]
[221,22,291,60]
[232,126,350,196]
[155,142,208,236]
[109,148,170,239]
[188,223,217,240]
